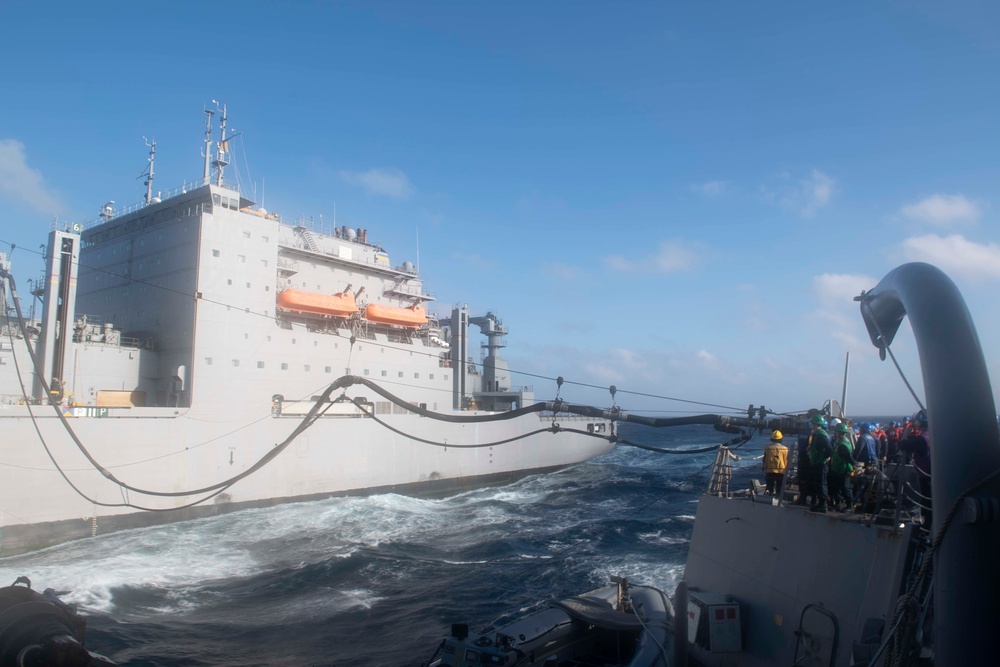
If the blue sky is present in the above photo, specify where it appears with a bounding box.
[1,1,998,416]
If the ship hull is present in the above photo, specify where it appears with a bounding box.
[0,176,615,555]
[0,407,612,555]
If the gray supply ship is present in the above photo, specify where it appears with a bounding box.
[0,107,613,556]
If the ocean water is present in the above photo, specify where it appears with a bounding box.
[0,422,765,666]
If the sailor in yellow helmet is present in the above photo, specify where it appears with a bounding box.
[763,430,789,497]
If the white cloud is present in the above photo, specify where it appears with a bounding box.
[813,273,877,303]
[691,180,728,196]
[696,349,718,369]
[764,169,835,218]
[811,273,879,351]
[0,139,63,214]
[900,234,1000,280]
[900,194,980,226]
[603,240,699,273]
[582,349,643,385]
[338,168,414,198]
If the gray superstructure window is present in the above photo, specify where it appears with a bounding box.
[205,357,213,365]
[257,361,265,369]
[212,249,220,257]
[232,359,240,367]
[281,363,288,370]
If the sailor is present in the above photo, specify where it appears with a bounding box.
[827,422,855,511]
[872,423,889,459]
[855,423,879,468]
[899,409,932,528]
[763,430,789,497]
[806,413,832,512]
[885,420,903,461]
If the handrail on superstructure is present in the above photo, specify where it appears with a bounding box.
[73,178,245,231]
[859,261,1000,665]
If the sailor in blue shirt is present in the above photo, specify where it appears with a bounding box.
[855,423,879,467]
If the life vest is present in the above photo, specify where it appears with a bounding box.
[763,444,788,474]
[807,430,832,465]
[830,436,854,475]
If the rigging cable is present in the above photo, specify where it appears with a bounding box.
[0,239,771,415]
[2,250,776,507]
[860,296,926,414]
[877,462,1000,666]
[5,282,620,503]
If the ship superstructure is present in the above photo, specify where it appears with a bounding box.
[0,108,613,555]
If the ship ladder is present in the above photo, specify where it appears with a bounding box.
[708,445,739,498]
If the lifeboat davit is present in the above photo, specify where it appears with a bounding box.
[364,303,427,328]
[277,289,359,317]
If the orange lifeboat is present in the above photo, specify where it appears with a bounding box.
[277,289,359,317]
[363,303,427,328]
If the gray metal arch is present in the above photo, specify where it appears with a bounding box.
[860,261,1000,663]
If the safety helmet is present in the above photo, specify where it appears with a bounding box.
[890,421,898,428]
[770,430,783,442]
[859,422,870,433]
[809,413,828,428]
[835,423,850,434]
[830,418,842,428]
[912,409,928,428]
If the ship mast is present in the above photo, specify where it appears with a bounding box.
[212,101,230,187]
[142,136,156,205]
[202,107,214,185]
